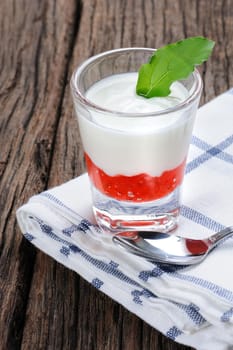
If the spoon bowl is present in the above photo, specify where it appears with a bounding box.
[112,226,233,265]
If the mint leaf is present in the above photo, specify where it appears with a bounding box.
[136,36,215,98]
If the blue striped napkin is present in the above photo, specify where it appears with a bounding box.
[17,89,233,350]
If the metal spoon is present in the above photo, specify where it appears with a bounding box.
[112,226,233,265]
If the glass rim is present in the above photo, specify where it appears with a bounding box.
[70,47,203,118]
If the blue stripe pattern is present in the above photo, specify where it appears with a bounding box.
[24,232,35,241]
[166,326,183,340]
[180,206,225,232]
[191,136,233,164]
[181,130,233,232]
[172,302,206,326]
[138,264,233,303]
[92,278,104,289]
[131,288,156,305]
[62,220,90,236]
[187,134,233,174]
[220,307,233,322]
[23,121,232,337]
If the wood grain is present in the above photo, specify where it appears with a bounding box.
[0,0,81,348]
[1,0,233,349]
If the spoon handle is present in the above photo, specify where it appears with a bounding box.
[208,226,233,247]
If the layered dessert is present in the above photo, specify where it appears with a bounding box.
[77,72,194,203]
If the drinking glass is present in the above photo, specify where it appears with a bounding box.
[70,48,202,233]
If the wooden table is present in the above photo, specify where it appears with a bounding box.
[1,1,233,349]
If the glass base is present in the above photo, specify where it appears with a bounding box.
[92,185,181,233]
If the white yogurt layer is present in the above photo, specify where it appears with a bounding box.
[76,72,196,176]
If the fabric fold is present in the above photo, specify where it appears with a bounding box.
[17,89,233,350]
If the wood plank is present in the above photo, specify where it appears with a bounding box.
[1,0,233,349]
[0,0,81,348]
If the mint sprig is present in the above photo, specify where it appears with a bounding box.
[136,36,215,98]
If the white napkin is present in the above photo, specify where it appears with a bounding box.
[17,89,233,350]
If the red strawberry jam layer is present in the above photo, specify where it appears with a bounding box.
[85,153,186,202]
